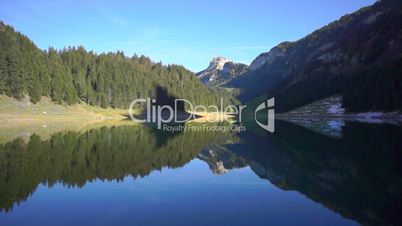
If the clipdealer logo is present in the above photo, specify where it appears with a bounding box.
[128,98,275,132]
[254,98,275,133]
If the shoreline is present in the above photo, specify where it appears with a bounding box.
[276,112,402,124]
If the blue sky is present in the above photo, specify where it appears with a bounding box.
[0,0,375,72]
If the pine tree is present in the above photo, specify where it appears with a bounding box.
[0,22,235,108]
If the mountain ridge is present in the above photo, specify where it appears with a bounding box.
[227,0,402,112]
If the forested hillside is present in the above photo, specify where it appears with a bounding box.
[228,0,402,113]
[0,22,234,109]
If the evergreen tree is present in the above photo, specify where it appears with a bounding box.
[0,21,236,108]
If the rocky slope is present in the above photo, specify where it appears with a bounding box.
[196,57,249,86]
[249,46,286,71]
[227,0,402,113]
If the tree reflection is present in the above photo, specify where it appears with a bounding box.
[0,124,236,211]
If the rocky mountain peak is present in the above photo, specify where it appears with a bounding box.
[207,56,231,71]
[196,56,249,86]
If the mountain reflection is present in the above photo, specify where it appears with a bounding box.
[1,121,401,226]
[229,120,402,226]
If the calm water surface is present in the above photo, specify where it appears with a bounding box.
[0,120,401,226]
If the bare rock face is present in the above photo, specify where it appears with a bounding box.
[249,46,286,71]
[196,57,230,83]
[196,57,249,86]
[208,56,230,71]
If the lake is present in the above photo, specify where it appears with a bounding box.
[0,119,401,226]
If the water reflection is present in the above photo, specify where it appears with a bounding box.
[0,124,237,212]
[0,120,401,225]
[232,120,402,226]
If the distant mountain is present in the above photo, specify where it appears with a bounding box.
[196,57,249,86]
[228,0,402,113]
